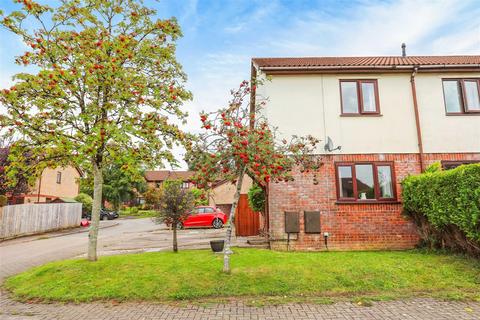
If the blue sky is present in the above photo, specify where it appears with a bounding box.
[1,0,479,167]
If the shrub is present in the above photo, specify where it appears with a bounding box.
[190,187,208,206]
[247,184,265,213]
[74,193,93,213]
[424,162,441,173]
[0,195,7,207]
[143,187,162,210]
[402,163,480,257]
[129,207,139,214]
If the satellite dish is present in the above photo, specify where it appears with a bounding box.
[324,136,341,152]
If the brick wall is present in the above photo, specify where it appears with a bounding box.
[268,152,480,251]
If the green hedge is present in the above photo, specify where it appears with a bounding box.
[402,163,480,255]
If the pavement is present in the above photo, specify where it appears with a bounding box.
[1,295,479,320]
[1,218,479,320]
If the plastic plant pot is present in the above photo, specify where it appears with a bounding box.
[210,240,225,252]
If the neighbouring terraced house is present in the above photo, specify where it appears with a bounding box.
[0,148,82,205]
[252,51,480,250]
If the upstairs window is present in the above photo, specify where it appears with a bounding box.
[443,79,480,114]
[56,172,62,184]
[335,162,396,202]
[340,80,380,115]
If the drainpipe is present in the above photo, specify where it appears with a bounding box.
[410,67,425,172]
[37,174,42,203]
[249,62,257,130]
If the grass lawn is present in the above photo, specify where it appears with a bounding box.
[119,209,157,219]
[5,249,480,304]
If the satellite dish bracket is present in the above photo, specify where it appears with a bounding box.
[324,136,342,152]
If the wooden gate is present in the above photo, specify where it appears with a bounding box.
[235,194,260,236]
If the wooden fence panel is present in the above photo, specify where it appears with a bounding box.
[235,194,260,236]
[0,203,82,239]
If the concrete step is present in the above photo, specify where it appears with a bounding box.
[247,238,269,246]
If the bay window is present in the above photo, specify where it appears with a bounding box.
[335,162,396,202]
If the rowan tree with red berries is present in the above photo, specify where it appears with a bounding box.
[187,80,322,273]
[0,0,191,261]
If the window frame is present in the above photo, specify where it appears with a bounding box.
[339,79,381,116]
[56,171,62,184]
[334,161,397,203]
[442,78,480,115]
[441,160,480,170]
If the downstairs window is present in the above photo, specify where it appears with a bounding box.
[335,162,396,202]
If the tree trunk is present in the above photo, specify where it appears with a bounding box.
[172,223,178,253]
[223,167,246,273]
[88,162,103,261]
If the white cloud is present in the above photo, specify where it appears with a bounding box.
[268,0,479,56]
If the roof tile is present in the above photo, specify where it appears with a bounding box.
[144,170,195,182]
[253,55,480,70]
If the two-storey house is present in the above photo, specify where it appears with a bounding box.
[252,55,480,251]
[144,170,195,189]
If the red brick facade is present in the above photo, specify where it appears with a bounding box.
[267,153,480,251]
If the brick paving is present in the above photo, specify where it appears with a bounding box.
[1,292,479,320]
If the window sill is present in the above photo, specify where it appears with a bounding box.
[340,114,382,117]
[446,113,480,116]
[335,200,401,205]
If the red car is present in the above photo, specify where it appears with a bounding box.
[179,206,227,229]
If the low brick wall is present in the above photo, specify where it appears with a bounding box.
[268,152,480,251]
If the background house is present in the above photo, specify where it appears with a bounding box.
[1,148,81,204]
[208,175,252,215]
[144,170,261,236]
[22,167,82,204]
[144,170,195,189]
[253,54,480,250]
[208,175,261,236]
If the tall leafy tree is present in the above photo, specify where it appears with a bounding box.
[80,162,147,210]
[0,147,30,197]
[0,0,191,261]
[188,80,323,273]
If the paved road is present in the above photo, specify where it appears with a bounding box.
[0,218,225,281]
[1,219,479,320]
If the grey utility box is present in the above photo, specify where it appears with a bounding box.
[304,211,321,233]
[284,211,300,233]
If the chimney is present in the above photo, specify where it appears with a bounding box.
[401,43,406,57]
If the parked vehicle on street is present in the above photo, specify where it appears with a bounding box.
[82,209,119,221]
[177,206,227,229]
